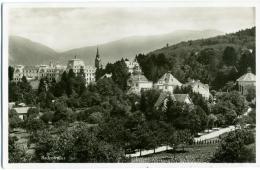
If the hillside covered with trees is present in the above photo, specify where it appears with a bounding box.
[137,27,255,90]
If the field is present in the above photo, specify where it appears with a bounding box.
[130,144,219,163]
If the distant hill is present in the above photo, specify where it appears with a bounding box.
[9,36,58,65]
[60,29,223,66]
[9,29,223,66]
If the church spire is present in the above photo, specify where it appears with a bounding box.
[96,47,100,58]
[95,47,101,69]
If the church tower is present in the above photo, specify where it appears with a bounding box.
[95,47,101,69]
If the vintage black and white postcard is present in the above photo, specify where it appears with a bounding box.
[1,0,259,169]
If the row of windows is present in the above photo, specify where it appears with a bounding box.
[86,78,95,81]
[85,73,95,77]
[24,70,38,73]
[73,70,95,73]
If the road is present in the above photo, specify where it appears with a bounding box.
[194,125,235,142]
[126,125,237,158]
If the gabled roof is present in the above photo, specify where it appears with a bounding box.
[13,107,31,114]
[184,80,209,89]
[100,73,112,79]
[157,72,182,86]
[154,92,176,108]
[129,74,150,82]
[24,66,39,70]
[173,94,191,103]
[237,73,256,82]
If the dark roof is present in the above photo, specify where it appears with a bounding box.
[154,92,176,108]
[24,66,39,70]
[173,94,190,103]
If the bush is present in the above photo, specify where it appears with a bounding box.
[40,111,54,124]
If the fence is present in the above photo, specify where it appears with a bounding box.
[192,139,220,145]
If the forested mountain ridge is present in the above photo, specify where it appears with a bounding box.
[137,27,255,90]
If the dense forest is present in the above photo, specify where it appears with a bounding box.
[137,27,255,90]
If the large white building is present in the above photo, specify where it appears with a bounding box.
[154,72,182,93]
[13,57,96,88]
[66,57,96,85]
[13,62,66,83]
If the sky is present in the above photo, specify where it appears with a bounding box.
[8,7,255,52]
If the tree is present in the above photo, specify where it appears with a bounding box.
[197,48,217,65]
[96,78,123,97]
[74,67,86,95]
[217,91,247,116]
[134,122,153,156]
[211,101,237,126]
[25,118,46,132]
[211,129,255,162]
[38,78,47,95]
[140,89,161,118]
[87,112,104,124]
[246,87,255,102]
[168,129,193,158]
[27,108,39,119]
[238,50,255,74]
[80,90,101,107]
[111,60,130,91]
[9,135,30,163]
[9,82,21,102]
[9,109,22,130]
[35,122,125,162]
[66,69,76,96]
[207,114,218,129]
[34,129,56,162]
[40,111,54,124]
[9,66,14,81]
[222,46,237,66]
[248,109,256,125]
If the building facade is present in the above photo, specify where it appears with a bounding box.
[13,62,66,83]
[127,74,153,94]
[154,72,182,93]
[183,79,210,100]
[66,57,96,85]
[236,68,256,95]
[124,58,142,74]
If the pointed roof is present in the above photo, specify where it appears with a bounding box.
[173,94,191,103]
[184,79,209,89]
[237,68,256,82]
[157,72,182,86]
[154,92,176,108]
[13,107,31,114]
[129,74,150,82]
[96,47,100,59]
